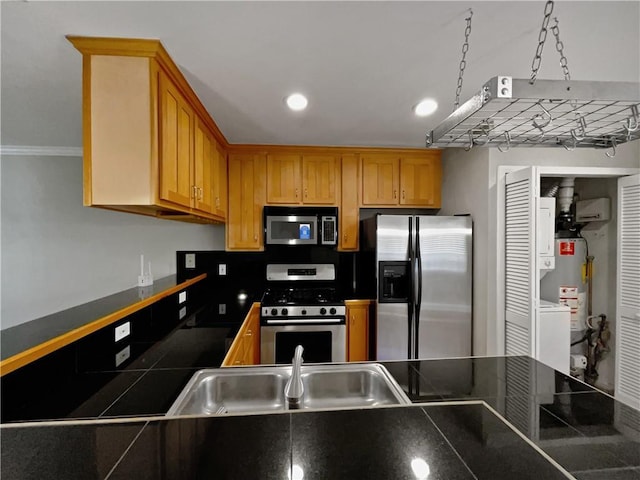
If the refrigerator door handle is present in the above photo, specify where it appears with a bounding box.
[407,216,415,359]
[414,217,423,358]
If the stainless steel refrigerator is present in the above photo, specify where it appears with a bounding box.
[363,214,473,360]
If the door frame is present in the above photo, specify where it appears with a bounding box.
[495,166,640,356]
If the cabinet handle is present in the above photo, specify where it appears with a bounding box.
[191,185,196,199]
[393,190,397,199]
[304,188,308,198]
[254,235,258,242]
[295,188,299,199]
[402,190,405,200]
[198,187,203,200]
[344,233,348,241]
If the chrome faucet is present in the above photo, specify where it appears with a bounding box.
[284,345,304,409]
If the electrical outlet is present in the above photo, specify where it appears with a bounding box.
[115,345,131,367]
[179,306,187,319]
[219,304,226,314]
[185,253,196,269]
[114,322,130,342]
[218,264,227,276]
[178,291,187,304]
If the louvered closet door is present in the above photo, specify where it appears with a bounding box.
[505,167,538,357]
[615,174,640,409]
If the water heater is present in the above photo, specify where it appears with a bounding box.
[540,237,587,332]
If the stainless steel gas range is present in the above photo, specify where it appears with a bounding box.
[260,264,346,364]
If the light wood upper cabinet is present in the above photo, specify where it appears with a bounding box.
[399,155,441,207]
[340,154,359,251]
[193,116,228,217]
[159,71,194,209]
[68,36,227,224]
[227,153,266,250]
[193,116,215,214]
[267,154,301,204]
[361,152,441,208]
[213,142,228,219]
[266,153,339,205]
[361,154,400,205]
[302,155,338,204]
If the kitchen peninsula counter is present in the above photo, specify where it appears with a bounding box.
[0,274,208,376]
[2,356,639,479]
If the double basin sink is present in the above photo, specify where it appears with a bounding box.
[166,363,410,416]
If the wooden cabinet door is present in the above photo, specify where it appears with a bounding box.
[242,304,261,365]
[340,154,359,250]
[361,154,399,205]
[347,302,369,362]
[221,331,245,366]
[193,117,215,214]
[302,155,338,204]
[399,155,442,207]
[227,154,266,250]
[213,142,228,219]
[266,154,301,204]
[159,71,194,208]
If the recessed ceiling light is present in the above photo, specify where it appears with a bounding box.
[414,98,438,117]
[286,93,308,111]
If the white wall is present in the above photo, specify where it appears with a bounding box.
[440,147,490,356]
[1,154,225,329]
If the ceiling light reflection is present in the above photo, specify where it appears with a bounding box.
[288,464,304,480]
[411,457,430,479]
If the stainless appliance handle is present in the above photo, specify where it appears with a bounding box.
[414,217,423,359]
[265,319,343,325]
[408,216,415,359]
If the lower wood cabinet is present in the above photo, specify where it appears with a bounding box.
[221,303,261,366]
[346,300,371,362]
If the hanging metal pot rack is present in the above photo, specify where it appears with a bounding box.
[426,1,640,154]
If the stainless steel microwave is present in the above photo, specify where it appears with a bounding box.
[264,206,337,246]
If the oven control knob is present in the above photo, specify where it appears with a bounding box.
[301,309,307,315]
[281,308,288,315]
[320,308,327,315]
[270,308,278,316]
[330,307,337,315]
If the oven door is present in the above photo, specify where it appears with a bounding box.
[261,324,346,364]
[265,215,318,245]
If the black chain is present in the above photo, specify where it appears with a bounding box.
[454,10,473,110]
[551,17,571,81]
[529,0,554,85]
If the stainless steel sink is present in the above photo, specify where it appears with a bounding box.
[166,367,291,416]
[166,363,410,416]
[301,363,409,409]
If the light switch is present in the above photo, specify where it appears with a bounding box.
[179,306,187,319]
[114,322,130,342]
[185,253,196,269]
[218,264,227,276]
[219,304,226,314]
[178,291,187,304]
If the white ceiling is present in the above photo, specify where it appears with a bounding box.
[2,1,639,149]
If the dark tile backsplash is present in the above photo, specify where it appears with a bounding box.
[176,248,364,300]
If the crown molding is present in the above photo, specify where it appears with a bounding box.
[0,145,83,157]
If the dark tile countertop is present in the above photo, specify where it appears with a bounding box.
[0,274,207,366]
[2,356,639,479]
[1,297,256,423]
